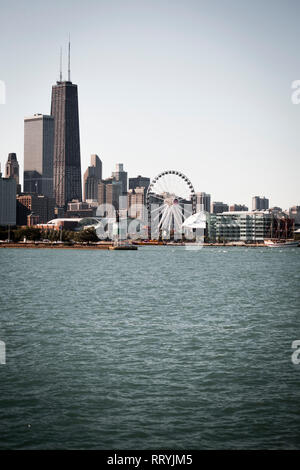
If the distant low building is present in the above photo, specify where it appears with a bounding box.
[211,201,229,214]
[65,200,96,218]
[27,213,40,227]
[207,211,289,242]
[39,218,81,231]
[17,194,55,225]
[229,204,248,212]
[269,206,282,213]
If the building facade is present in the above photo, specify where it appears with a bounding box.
[83,154,102,201]
[196,192,211,212]
[98,179,122,217]
[17,194,55,225]
[51,80,82,207]
[211,201,229,214]
[128,187,146,220]
[0,172,16,226]
[24,114,54,198]
[289,206,300,227]
[207,211,273,242]
[229,204,248,212]
[66,200,96,218]
[5,153,20,193]
[252,196,269,211]
[129,175,150,195]
[112,164,127,195]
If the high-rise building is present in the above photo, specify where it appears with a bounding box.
[112,164,127,195]
[0,169,16,226]
[252,196,269,211]
[98,179,122,217]
[128,187,146,219]
[5,153,20,193]
[129,175,150,195]
[83,154,102,201]
[24,114,54,197]
[289,206,300,227]
[196,192,211,212]
[211,201,229,214]
[51,67,82,207]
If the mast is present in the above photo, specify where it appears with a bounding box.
[60,47,62,82]
[68,35,71,82]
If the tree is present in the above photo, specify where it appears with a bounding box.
[74,227,99,243]
[13,227,41,242]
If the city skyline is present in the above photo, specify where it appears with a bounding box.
[0,0,300,210]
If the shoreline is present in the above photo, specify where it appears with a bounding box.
[1,241,295,249]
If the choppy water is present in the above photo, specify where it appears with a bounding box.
[0,246,300,449]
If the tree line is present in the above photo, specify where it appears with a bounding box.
[0,226,99,243]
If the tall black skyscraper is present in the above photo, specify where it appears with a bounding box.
[51,42,82,207]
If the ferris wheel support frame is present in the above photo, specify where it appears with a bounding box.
[146,170,197,240]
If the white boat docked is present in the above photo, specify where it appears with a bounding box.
[264,239,299,248]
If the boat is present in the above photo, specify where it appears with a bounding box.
[109,237,138,250]
[264,239,299,248]
[109,243,138,251]
[109,216,138,250]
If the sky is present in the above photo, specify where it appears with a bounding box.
[0,0,299,210]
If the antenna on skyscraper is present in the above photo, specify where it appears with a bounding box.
[60,47,63,82]
[68,34,71,82]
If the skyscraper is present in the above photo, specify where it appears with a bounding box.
[112,164,127,195]
[196,192,211,212]
[5,153,20,193]
[83,154,102,201]
[129,175,150,192]
[5,153,19,184]
[24,114,54,197]
[129,175,150,199]
[128,187,146,219]
[0,169,16,226]
[98,179,122,216]
[51,45,82,208]
[252,196,269,211]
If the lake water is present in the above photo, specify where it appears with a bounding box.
[0,246,300,449]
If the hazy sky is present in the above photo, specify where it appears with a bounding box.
[0,0,299,209]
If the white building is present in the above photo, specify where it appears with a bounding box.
[208,211,273,242]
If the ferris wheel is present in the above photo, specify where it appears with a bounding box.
[146,170,196,238]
